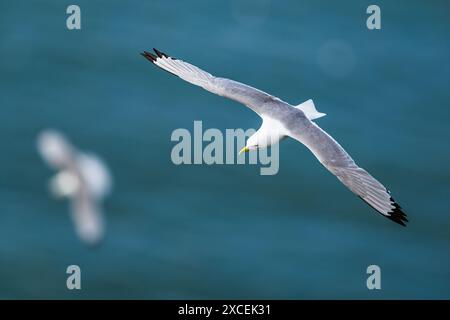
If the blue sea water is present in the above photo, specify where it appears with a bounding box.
[0,0,449,299]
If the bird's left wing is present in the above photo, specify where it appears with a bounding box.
[288,119,408,226]
[141,48,279,116]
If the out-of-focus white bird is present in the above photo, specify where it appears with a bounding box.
[37,129,112,245]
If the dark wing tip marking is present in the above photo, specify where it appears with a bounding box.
[153,48,165,58]
[141,49,179,77]
[153,48,175,60]
[358,195,408,227]
[387,198,408,227]
[141,48,176,63]
[141,51,157,63]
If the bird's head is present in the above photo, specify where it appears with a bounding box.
[239,131,264,154]
[239,119,286,155]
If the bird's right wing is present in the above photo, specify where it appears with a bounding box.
[288,120,408,226]
[141,48,280,116]
[71,189,104,245]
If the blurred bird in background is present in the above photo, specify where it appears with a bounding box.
[37,129,112,246]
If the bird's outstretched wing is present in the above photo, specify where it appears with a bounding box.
[71,188,104,246]
[288,120,408,226]
[141,48,280,116]
[37,129,77,171]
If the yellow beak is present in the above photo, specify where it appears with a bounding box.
[239,146,250,155]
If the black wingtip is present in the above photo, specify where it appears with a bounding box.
[386,199,409,227]
[153,48,164,58]
[141,51,157,63]
[358,195,409,227]
[153,48,175,60]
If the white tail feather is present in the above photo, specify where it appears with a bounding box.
[295,99,326,120]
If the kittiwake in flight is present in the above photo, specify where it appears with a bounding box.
[141,48,408,226]
[37,129,113,245]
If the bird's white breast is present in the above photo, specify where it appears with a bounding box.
[256,115,289,147]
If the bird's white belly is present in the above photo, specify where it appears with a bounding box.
[258,115,289,147]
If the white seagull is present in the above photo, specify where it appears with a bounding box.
[142,48,408,226]
[37,129,113,245]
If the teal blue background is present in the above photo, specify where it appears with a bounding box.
[0,0,449,298]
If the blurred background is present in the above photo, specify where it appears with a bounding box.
[0,0,449,299]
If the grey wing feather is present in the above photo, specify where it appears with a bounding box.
[289,120,408,226]
[141,49,279,115]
